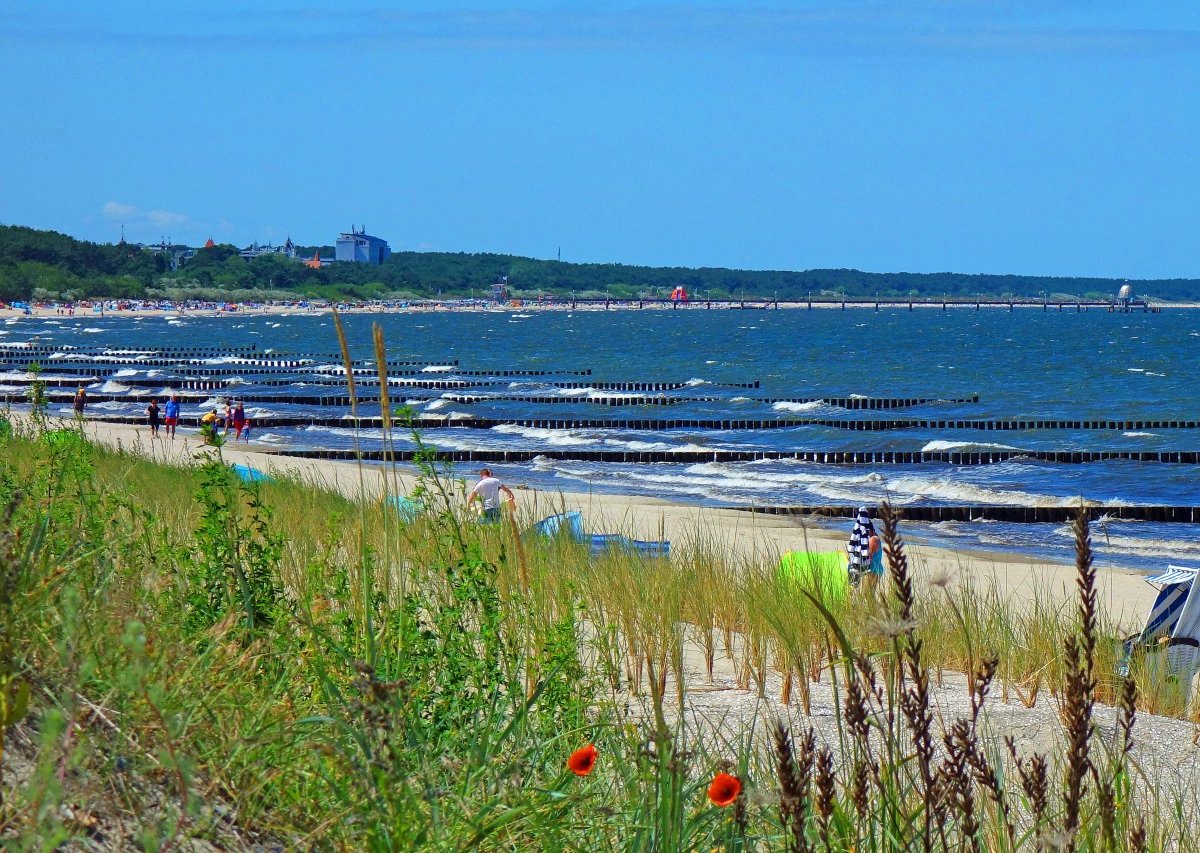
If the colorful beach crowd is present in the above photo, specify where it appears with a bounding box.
[72,388,252,444]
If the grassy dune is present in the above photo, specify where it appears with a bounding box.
[0,341,1196,848]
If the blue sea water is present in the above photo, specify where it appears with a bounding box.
[4,306,1200,572]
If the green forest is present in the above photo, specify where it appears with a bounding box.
[1,223,1196,303]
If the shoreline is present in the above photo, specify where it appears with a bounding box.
[49,414,1157,630]
[4,299,1200,323]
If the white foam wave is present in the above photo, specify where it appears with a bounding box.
[921,440,1021,452]
[685,378,707,386]
[491,424,597,446]
[113,369,138,377]
[82,327,104,333]
[421,365,455,373]
[1122,431,1158,438]
[883,476,1070,507]
[99,380,130,393]
[773,400,823,413]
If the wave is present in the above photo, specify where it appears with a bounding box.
[421,365,455,373]
[113,369,139,378]
[920,440,1021,452]
[491,424,597,446]
[773,400,825,413]
[1122,432,1159,438]
[685,378,707,386]
[882,475,1071,507]
[99,380,130,393]
[82,327,104,333]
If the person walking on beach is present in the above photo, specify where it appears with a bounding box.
[163,393,180,440]
[221,398,234,436]
[72,386,87,418]
[146,399,161,438]
[232,401,247,442]
[466,468,515,523]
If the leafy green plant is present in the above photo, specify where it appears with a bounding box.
[181,452,282,635]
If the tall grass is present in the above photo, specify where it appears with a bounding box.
[0,329,1194,848]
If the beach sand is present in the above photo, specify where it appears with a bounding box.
[65,415,1155,629]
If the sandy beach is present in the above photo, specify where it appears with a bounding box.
[65,414,1157,629]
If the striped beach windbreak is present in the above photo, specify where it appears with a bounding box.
[847,508,874,568]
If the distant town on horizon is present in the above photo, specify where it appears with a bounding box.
[1,222,1197,306]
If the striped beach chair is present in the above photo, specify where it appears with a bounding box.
[1122,566,1200,698]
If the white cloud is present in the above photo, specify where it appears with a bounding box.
[101,201,138,220]
[146,209,189,228]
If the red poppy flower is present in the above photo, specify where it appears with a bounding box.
[567,744,598,777]
[708,772,742,807]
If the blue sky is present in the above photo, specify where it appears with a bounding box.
[2,1,1199,278]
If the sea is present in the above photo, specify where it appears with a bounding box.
[4,306,1199,573]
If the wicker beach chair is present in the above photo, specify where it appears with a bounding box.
[1123,565,1200,702]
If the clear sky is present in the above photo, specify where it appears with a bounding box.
[3,1,1199,278]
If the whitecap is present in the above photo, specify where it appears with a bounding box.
[772,400,823,413]
[491,424,597,446]
[921,440,1021,452]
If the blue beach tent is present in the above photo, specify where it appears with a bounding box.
[385,495,425,522]
[230,463,272,483]
[532,510,670,558]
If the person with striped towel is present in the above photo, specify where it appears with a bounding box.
[846,507,875,583]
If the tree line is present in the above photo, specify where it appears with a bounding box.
[1,223,1195,303]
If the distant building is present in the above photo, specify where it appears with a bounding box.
[139,239,195,270]
[335,226,391,265]
[239,237,297,261]
[305,251,331,269]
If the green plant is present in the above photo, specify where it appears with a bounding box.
[181,453,283,635]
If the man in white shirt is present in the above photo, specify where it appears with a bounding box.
[466,468,515,522]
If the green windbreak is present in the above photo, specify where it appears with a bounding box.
[779,551,849,602]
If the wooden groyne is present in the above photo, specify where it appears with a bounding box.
[56,411,1200,431]
[267,448,1200,465]
[732,505,1200,523]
